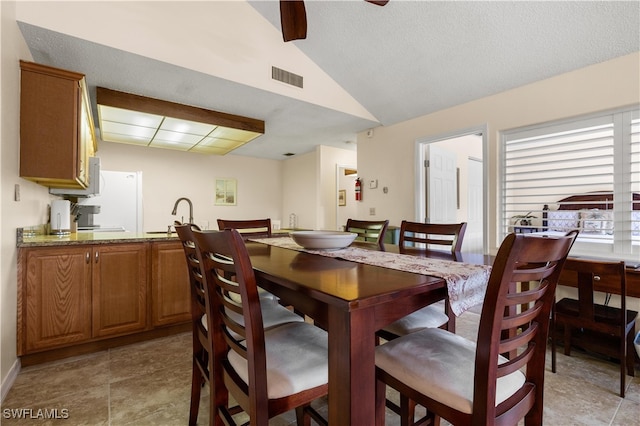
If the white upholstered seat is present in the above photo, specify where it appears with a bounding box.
[376,327,525,414]
[228,321,328,399]
[381,303,449,337]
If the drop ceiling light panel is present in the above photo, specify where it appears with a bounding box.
[96,88,264,154]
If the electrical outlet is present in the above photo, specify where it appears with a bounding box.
[369,207,376,215]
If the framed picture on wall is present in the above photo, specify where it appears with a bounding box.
[338,190,346,206]
[215,178,237,206]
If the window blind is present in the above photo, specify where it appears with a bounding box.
[629,111,639,245]
[501,107,639,260]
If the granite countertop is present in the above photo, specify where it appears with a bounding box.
[17,228,179,247]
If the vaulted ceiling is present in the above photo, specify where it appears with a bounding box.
[16,1,640,160]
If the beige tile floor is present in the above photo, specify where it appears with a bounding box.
[2,308,639,425]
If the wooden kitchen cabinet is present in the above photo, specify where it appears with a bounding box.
[151,241,191,327]
[19,60,97,189]
[91,244,149,337]
[19,243,148,354]
[18,238,193,365]
[22,246,92,353]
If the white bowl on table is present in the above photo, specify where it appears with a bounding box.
[290,230,357,250]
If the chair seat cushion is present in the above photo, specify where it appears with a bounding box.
[228,287,277,302]
[375,328,526,414]
[382,304,449,336]
[228,322,328,399]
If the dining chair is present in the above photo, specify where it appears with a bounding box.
[193,228,329,426]
[216,218,292,304]
[399,220,467,253]
[174,224,305,426]
[551,258,637,397]
[216,218,272,239]
[345,218,389,248]
[375,231,577,426]
[377,220,468,343]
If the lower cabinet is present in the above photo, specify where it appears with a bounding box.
[22,246,92,352]
[91,244,148,338]
[151,241,191,326]
[18,240,189,360]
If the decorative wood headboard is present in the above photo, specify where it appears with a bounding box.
[554,192,640,211]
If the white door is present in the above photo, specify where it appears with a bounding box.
[426,145,457,223]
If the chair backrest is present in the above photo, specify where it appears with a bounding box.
[345,219,389,247]
[473,231,577,424]
[559,258,627,332]
[217,218,272,240]
[399,220,467,253]
[192,229,270,416]
[174,223,205,330]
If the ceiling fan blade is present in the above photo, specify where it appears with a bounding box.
[365,0,389,5]
[280,0,307,42]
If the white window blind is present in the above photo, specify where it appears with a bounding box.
[501,107,639,261]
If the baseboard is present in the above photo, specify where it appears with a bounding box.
[1,358,21,403]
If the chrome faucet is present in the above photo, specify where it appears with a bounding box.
[171,197,193,224]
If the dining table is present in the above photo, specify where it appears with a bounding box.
[245,237,493,425]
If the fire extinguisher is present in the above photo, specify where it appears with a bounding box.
[355,178,362,201]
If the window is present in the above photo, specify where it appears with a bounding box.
[500,106,639,261]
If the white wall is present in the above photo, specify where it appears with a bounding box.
[318,145,357,231]
[96,142,283,231]
[281,150,318,230]
[280,145,357,231]
[0,1,57,399]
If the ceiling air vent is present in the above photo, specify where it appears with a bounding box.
[272,66,303,88]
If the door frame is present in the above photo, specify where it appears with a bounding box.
[414,125,489,253]
[335,163,357,231]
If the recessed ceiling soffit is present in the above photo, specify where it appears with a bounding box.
[96,88,265,155]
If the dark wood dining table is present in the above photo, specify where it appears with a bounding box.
[246,240,492,425]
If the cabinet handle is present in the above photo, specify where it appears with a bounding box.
[86,252,90,263]
[95,251,99,263]
[593,275,600,281]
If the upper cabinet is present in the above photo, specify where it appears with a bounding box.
[19,61,97,189]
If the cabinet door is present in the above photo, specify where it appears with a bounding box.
[24,246,92,352]
[92,244,149,337]
[151,241,191,326]
[19,61,84,188]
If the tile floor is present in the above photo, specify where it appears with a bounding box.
[2,308,639,425]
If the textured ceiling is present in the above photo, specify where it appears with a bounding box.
[16,1,640,160]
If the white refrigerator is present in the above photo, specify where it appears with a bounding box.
[78,170,143,232]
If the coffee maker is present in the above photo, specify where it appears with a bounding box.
[76,205,101,229]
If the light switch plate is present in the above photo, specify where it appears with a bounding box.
[369,179,378,189]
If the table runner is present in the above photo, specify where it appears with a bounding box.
[250,236,491,316]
